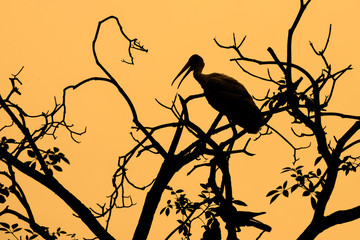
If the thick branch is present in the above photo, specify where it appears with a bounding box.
[333,121,360,159]
[0,95,51,176]
[0,207,55,240]
[325,205,360,228]
[0,149,115,240]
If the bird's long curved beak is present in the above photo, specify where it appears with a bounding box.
[171,61,192,89]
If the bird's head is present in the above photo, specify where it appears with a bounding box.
[171,54,204,89]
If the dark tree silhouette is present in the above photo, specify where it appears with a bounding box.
[0,16,146,240]
[213,1,358,239]
[0,1,359,240]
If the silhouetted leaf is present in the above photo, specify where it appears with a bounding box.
[13,228,21,233]
[308,181,314,192]
[53,165,62,172]
[29,234,38,240]
[11,224,18,229]
[233,200,247,206]
[60,155,70,165]
[6,139,15,144]
[316,168,322,176]
[176,189,184,194]
[314,156,322,166]
[270,194,280,204]
[283,190,289,197]
[165,186,173,190]
[199,193,206,198]
[0,228,8,232]
[281,167,292,173]
[303,191,310,197]
[266,190,278,197]
[53,147,59,153]
[200,183,208,189]
[160,207,165,215]
[165,208,170,216]
[0,195,6,203]
[27,150,35,158]
[283,181,288,189]
[0,222,10,229]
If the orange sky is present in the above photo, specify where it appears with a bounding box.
[1,0,360,239]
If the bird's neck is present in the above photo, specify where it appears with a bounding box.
[193,62,207,87]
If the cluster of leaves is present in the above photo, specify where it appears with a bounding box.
[160,186,194,238]
[54,227,78,240]
[266,165,324,209]
[160,184,224,239]
[161,184,251,239]
[0,222,38,240]
[25,147,69,173]
[339,155,360,176]
[0,222,78,240]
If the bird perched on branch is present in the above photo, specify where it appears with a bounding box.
[172,54,264,133]
[232,210,271,232]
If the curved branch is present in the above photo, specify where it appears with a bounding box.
[91,16,167,159]
[325,205,360,228]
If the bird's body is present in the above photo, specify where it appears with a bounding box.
[172,54,264,133]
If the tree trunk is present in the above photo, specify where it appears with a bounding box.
[297,219,325,240]
[132,161,175,240]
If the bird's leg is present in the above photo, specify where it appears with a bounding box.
[227,117,238,138]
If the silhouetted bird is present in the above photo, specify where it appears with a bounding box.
[232,210,271,232]
[172,54,264,133]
